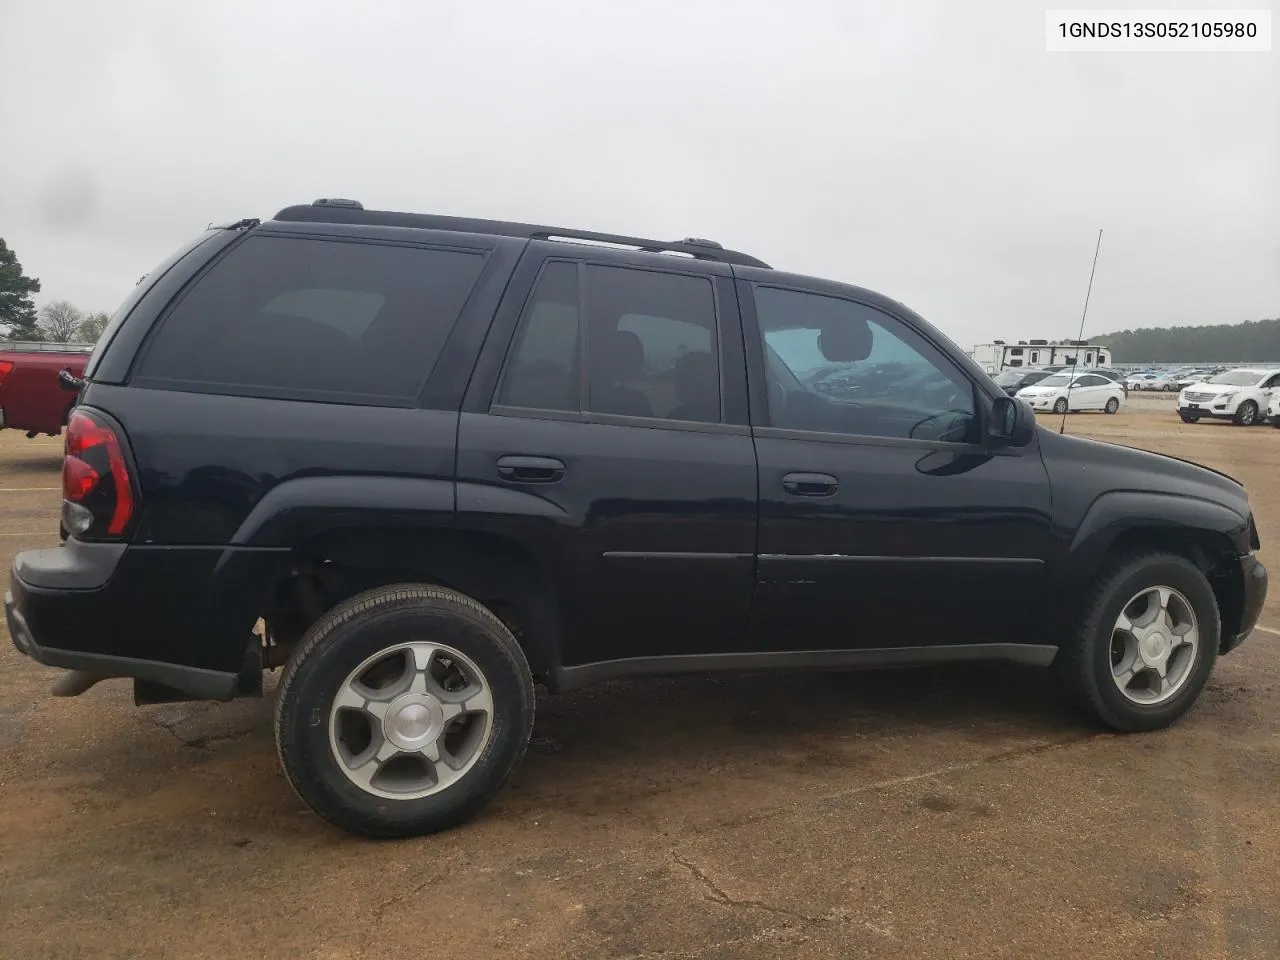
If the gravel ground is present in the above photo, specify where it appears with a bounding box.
[2,403,1279,960]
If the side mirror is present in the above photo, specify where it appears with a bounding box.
[58,368,86,392]
[988,395,1035,447]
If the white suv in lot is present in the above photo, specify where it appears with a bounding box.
[1178,368,1280,425]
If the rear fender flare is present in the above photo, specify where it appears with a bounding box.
[228,476,457,547]
[226,476,568,680]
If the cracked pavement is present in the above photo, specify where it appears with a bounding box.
[3,401,1280,959]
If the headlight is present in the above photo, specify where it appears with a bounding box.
[1219,390,1238,401]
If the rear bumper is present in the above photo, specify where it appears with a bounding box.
[1223,553,1268,654]
[6,586,237,698]
[7,537,290,700]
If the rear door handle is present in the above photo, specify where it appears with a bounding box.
[496,455,566,484]
[782,472,838,497]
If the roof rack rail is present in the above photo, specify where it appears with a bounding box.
[208,217,260,232]
[272,203,770,268]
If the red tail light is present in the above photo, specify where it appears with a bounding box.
[0,360,13,385]
[62,410,135,537]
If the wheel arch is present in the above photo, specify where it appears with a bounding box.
[1064,491,1250,649]
[267,525,565,685]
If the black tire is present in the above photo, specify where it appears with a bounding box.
[274,584,535,838]
[1179,413,1201,424]
[1054,551,1219,732]
[1104,397,1119,414]
[1234,400,1259,426]
[1053,397,1069,414]
[1271,417,1280,429]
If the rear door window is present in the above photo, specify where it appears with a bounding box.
[135,235,486,404]
[584,265,720,423]
[496,262,723,424]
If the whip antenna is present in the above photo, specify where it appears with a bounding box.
[1061,228,1104,434]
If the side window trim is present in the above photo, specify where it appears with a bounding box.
[490,258,584,414]
[491,258,729,429]
[753,422,991,452]
[742,280,987,444]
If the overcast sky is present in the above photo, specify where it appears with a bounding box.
[1,0,1276,348]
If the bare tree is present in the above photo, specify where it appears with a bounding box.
[76,310,111,343]
[37,300,84,342]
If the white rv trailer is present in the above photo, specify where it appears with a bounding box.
[968,340,1111,375]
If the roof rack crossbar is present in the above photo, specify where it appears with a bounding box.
[272,204,770,268]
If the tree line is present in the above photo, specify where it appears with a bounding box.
[0,237,110,344]
[1097,318,1280,363]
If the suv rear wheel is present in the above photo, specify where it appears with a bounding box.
[274,584,535,838]
[1054,551,1219,732]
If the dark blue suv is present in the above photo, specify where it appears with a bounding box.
[6,200,1267,837]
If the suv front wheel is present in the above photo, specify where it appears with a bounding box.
[1054,551,1219,732]
[1234,400,1260,425]
[274,584,535,838]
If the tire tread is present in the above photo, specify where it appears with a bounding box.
[1055,549,1218,732]
[273,583,535,838]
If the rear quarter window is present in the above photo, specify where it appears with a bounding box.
[84,229,220,379]
[134,235,486,404]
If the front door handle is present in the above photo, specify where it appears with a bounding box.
[496,455,566,484]
[782,472,838,497]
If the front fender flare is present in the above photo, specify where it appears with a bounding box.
[1064,490,1248,580]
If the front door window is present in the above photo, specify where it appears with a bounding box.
[753,286,977,444]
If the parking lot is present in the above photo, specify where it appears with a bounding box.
[3,397,1280,960]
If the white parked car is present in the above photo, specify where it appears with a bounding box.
[1174,370,1213,390]
[1016,372,1126,414]
[1180,368,1280,425]
[1125,373,1173,391]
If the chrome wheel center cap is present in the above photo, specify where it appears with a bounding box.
[1141,632,1169,663]
[383,694,444,751]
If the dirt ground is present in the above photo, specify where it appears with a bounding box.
[4,395,1280,960]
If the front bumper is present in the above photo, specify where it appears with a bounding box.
[1222,553,1269,654]
[1023,395,1058,411]
[1178,396,1236,419]
[1179,406,1236,420]
[7,538,289,700]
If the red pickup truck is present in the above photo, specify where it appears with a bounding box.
[0,344,91,437]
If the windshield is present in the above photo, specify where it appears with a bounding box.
[1037,374,1072,387]
[1206,371,1264,386]
[994,370,1027,386]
